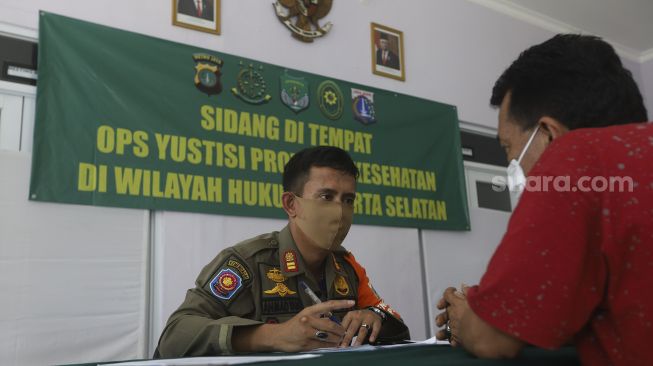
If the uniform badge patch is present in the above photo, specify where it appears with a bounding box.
[192,53,224,96]
[334,275,350,296]
[280,72,309,113]
[227,259,251,280]
[284,250,298,272]
[210,268,243,300]
[263,268,297,297]
[351,88,376,125]
[317,80,344,120]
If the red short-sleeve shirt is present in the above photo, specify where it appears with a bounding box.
[467,123,653,366]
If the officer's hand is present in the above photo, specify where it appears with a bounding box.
[273,299,354,352]
[339,309,383,347]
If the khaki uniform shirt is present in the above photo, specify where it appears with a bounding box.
[156,226,410,357]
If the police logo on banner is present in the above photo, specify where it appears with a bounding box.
[192,53,224,96]
[280,71,309,113]
[351,88,376,125]
[210,268,243,300]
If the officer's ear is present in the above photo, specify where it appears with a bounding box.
[282,192,298,218]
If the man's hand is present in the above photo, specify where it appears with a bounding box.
[233,299,354,353]
[435,286,467,346]
[339,309,383,347]
[434,286,525,358]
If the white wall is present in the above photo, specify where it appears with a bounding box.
[0,152,150,366]
[640,58,653,119]
[0,1,651,365]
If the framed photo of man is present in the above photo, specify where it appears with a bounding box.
[173,0,221,35]
[371,23,405,81]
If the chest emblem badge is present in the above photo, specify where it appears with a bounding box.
[264,268,297,297]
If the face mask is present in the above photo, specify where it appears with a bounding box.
[293,195,353,251]
[506,127,539,201]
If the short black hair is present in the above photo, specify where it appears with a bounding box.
[491,34,648,131]
[282,146,359,195]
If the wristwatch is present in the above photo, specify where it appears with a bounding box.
[367,306,387,322]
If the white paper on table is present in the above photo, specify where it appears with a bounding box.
[101,354,321,366]
[307,336,450,353]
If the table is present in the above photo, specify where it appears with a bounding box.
[63,344,580,366]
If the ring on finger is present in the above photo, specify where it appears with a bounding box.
[444,321,452,340]
[315,330,328,340]
[360,323,370,330]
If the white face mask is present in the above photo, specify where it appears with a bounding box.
[506,127,539,201]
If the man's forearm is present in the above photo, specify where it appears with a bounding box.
[459,307,525,358]
[232,324,278,352]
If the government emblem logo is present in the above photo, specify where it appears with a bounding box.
[351,88,376,125]
[273,0,333,43]
[231,61,272,104]
[210,268,242,300]
[192,53,224,96]
[317,80,343,120]
[264,268,297,297]
[280,72,309,113]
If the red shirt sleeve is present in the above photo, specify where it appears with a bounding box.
[467,133,606,349]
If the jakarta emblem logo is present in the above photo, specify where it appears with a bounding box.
[317,80,344,120]
[231,61,272,104]
[351,88,377,125]
[280,71,309,113]
[192,53,224,96]
[210,268,242,300]
[273,0,333,43]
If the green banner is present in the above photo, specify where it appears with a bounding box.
[30,12,470,231]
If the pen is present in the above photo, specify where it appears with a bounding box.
[299,280,342,325]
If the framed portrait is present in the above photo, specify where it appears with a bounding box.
[370,23,405,81]
[173,0,221,35]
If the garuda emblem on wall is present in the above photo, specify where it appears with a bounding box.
[273,0,333,42]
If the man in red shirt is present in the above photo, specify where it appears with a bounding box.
[435,34,651,366]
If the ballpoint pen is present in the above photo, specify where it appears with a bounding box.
[299,280,342,325]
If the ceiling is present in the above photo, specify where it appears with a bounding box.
[469,0,653,62]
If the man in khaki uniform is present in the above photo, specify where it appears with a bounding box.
[155,146,410,357]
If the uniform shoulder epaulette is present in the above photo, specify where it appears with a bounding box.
[232,231,280,259]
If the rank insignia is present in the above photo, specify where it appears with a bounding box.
[280,71,309,113]
[210,268,242,300]
[317,80,344,120]
[273,0,333,43]
[351,88,376,125]
[231,61,272,104]
[264,268,297,297]
[334,275,350,296]
[284,250,299,272]
[192,53,224,96]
